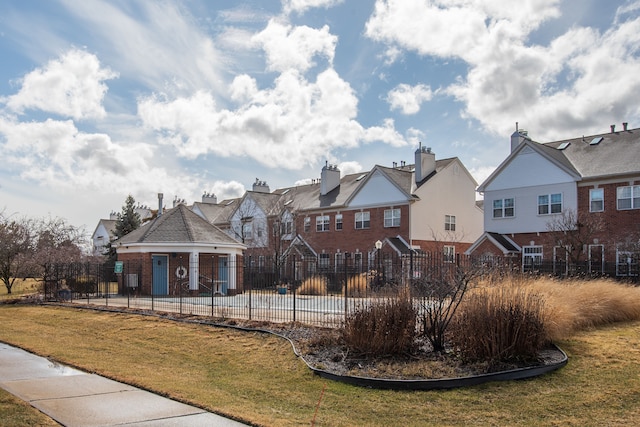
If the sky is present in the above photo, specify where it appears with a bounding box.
[1,0,640,237]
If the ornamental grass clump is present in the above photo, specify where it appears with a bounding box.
[297,275,328,295]
[451,286,548,364]
[342,291,417,357]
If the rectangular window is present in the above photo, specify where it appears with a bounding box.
[523,245,543,272]
[445,215,456,231]
[384,208,401,227]
[319,253,330,270]
[616,250,638,277]
[242,222,252,240]
[493,198,515,218]
[304,217,310,233]
[538,193,562,215]
[316,215,330,232]
[355,211,370,229]
[335,214,343,230]
[617,185,640,210]
[590,188,604,212]
[443,245,455,263]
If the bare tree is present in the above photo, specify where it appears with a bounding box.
[545,209,605,264]
[414,263,477,352]
[0,213,34,294]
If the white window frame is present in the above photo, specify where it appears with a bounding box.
[538,193,562,215]
[443,245,455,263]
[303,217,310,233]
[444,215,456,231]
[335,213,343,231]
[384,208,401,227]
[316,215,330,232]
[493,198,515,218]
[355,211,370,230]
[522,245,543,271]
[589,188,604,212]
[616,249,638,277]
[319,253,330,269]
[242,221,253,240]
[617,185,640,210]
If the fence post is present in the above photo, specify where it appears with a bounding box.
[344,253,348,323]
[248,256,252,321]
[292,255,296,323]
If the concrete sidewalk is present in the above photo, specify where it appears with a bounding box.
[0,342,248,426]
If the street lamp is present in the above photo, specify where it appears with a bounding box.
[375,240,382,289]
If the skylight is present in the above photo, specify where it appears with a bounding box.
[355,173,367,181]
[558,142,570,150]
[590,137,603,145]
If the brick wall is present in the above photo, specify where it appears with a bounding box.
[295,205,411,254]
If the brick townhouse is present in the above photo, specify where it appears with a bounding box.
[467,123,640,277]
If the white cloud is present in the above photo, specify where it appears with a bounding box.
[4,49,117,120]
[386,83,433,114]
[337,160,363,175]
[56,0,225,95]
[282,0,344,15]
[139,67,408,168]
[251,19,337,72]
[365,0,640,140]
[207,180,246,201]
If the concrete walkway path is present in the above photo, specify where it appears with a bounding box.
[0,342,248,426]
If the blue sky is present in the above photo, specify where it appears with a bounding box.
[1,0,639,234]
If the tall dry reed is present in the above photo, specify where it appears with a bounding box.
[477,276,640,341]
[297,276,328,295]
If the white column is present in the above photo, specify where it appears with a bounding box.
[189,251,199,290]
[227,253,236,292]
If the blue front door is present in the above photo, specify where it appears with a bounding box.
[152,255,168,295]
[218,256,228,295]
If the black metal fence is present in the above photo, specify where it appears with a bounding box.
[43,252,638,327]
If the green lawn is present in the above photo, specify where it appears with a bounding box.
[1,304,639,426]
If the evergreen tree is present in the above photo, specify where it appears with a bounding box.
[104,195,141,262]
[115,195,141,238]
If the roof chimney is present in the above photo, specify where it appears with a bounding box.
[414,143,436,183]
[202,192,217,204]
[611,124,616,133]
[320,161,341,195]
[510,122,530,152]
[623,122,628,131]
[252,178,270,193]
[158,193,163,217]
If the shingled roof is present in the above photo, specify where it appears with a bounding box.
[116,204,241,245]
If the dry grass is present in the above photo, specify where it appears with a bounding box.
[0,278,41,300]
[0,387,59,426]
[346,271,375,296]
[473,276,640,341]
[297,275,328,295]
[2,304,640,426]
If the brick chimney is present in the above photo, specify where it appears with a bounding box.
[158,193,163,217]
[320,162,340,195]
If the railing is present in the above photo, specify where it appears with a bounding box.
[42,253,639,327]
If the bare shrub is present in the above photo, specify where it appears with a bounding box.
[415,266,477,352]
[342,291,417,357]
[298,276,328,295]
[451,287,548,364]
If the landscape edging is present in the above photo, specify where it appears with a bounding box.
[48,303,569,391]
